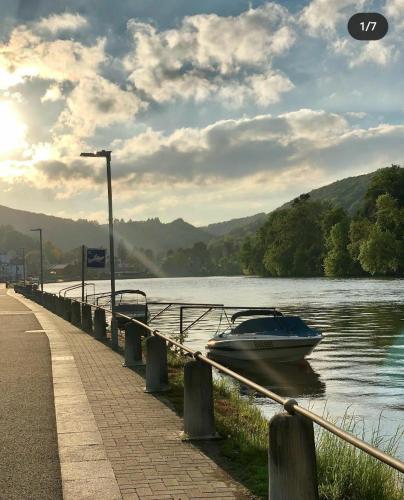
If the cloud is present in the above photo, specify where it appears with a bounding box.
[0,24,106,88]
[300,0,366,36]
[124,3,295,106]
[42,109,398,189]
[35,13,88,34]
[386,0,404,19]
[41,83,63,102]
[54,75,144,137]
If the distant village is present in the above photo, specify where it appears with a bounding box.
[0,249,152,283]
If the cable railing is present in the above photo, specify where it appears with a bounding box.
[19,286,404,475]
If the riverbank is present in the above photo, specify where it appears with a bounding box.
[165,351,404,500]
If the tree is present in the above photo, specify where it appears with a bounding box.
[261,198,327,277]
[324,220,357,277]
[358,225,401,275]
[363,165,404,216]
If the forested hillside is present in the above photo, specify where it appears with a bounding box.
[241,166,404,278]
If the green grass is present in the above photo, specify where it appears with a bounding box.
[165,351,404,500]
[316,412,404,500]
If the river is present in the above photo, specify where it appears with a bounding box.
[44,276,404,458]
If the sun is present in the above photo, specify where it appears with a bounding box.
[0,101,27,155]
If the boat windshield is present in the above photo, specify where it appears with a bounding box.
[232,316,318,337]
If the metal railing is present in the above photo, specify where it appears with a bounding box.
[78,297,404,473]
[18,286,404,475]
[58,282,95,299]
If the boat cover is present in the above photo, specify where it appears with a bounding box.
[232,316,318,337]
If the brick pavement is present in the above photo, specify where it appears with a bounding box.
[14,291,252,500]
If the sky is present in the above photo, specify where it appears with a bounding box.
[0,0,403,226]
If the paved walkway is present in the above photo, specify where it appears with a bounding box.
[0,286,62,499]
[12,289,251,500]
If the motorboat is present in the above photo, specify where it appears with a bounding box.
[206,309,322,365]
[113,290,149,329]
[87,289,149,330]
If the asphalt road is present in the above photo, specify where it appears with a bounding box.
[0,290,62,499]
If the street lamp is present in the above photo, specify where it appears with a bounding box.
[30,228,43,291]
[21,248,26,285]
[80,150,116,312]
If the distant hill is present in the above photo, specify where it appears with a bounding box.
[280,172,374,214]
[0,205,212,252]
[113,218,211,252]
[0,204,106,250]
[202,213,267,237]
[0,170,375,252]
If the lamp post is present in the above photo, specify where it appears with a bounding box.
[80,150,116,312]
[21,247,26,285]
[30,228,43,291]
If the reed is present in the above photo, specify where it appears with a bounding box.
[166,351,404,499]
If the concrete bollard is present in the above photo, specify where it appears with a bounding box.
[81,304,93,334]
[145,336,169,393]
[182,359,218,440]
[57,296,64,316]
[268,412,319,500]
[63,298,72,322]
[51,294,57,313]
[71,301,82,327]
[123,322,144,367]
[111,316,119,350]
[94,308,107,340]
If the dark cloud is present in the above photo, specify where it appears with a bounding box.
[37,159,104,183]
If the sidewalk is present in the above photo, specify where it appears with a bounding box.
[12,289,251,500]
[0,286,62,500]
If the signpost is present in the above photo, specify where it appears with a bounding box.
[81,247,106,303]
[86,248,106,268]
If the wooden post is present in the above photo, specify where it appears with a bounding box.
[182,359,218,440]
[94,308,107,340]
[123,322,144,367]
[268,412,319,500]
[145,336,169,393]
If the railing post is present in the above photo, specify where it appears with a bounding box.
[71,301,81,327]
[81,303,93,334]
[123,322,144,367]
[94,308,106,340]
[182,358,218,440]
[63,298,72,322]
[268,411,319,500]
[145,335,169,393]
[111,316,118,350]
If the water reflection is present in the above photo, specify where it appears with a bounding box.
[211,357,326,399]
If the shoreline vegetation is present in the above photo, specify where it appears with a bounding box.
[165,351,403,500]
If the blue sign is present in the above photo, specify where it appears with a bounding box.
[87,248,106,268]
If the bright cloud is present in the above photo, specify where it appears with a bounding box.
[55,75,144,137]
[124,3,296,106]
[35,13,88,34]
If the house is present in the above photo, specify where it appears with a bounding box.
[48,263,72,278]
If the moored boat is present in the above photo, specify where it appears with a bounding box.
[206,309,322,365]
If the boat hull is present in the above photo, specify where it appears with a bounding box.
[206,337,321,364]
